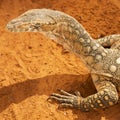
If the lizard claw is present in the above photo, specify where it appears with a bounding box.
[48,89,82,108]
[74,90,81,96]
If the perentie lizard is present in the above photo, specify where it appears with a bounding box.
[6,9,120,112]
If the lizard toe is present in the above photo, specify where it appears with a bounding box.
[48,90,82,108]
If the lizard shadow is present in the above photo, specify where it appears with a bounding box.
[0,74,119,120]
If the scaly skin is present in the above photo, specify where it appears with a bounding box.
[6,9,120,112]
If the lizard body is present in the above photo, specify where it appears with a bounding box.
[6,9,120,112]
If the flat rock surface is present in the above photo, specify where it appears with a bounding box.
[0,0,120,120]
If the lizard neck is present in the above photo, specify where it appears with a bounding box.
[72,33,107,69]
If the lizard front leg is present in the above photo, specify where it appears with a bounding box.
[96,34,120,48]
[49,81,118,112]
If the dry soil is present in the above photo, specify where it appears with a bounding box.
[0,0,120,120]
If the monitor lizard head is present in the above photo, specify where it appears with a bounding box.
[6,9,57,32]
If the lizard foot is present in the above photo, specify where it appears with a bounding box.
[48,89,83,108]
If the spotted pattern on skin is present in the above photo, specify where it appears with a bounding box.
[104,96,109,100]
[99,104,103,107]
[116,57,120,64]
[90,104,94,108]
[100,91,104,95]
[84,105,87,108]
[6,9,120,112]
[109,102,114,106]
[94,94,98,99]
[97,100,101,103]
[95,54,102,61]
[101,52,107,57]
[109,65,117,72]
[92,45,97,50]
[112,91,116,95]
[80,81,118,112]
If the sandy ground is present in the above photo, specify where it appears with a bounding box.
[0,0,120,120]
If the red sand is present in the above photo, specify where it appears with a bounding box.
[0,0,120,120]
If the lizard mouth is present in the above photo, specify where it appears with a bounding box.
[6,19,22,32]
[6,21,37,32]
[6,23,16,32]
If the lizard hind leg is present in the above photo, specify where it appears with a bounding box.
[48,81,119,112]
